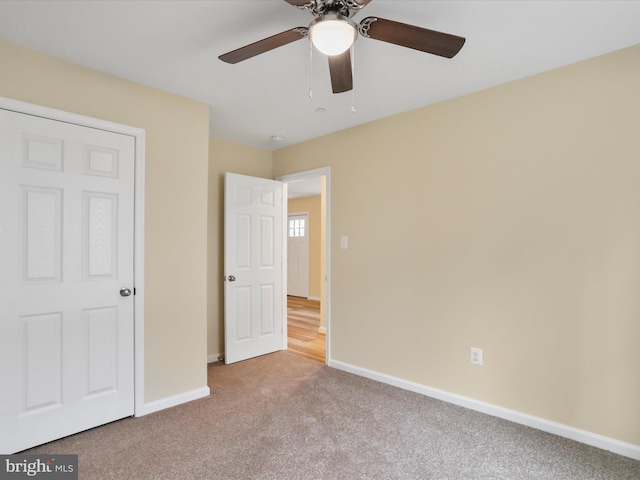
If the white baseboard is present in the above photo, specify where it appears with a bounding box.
[138,386,210,417]
[208,353,223,363]
[329,359,640,461]
[318,326,326,334]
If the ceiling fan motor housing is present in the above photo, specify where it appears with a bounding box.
[301,0,369,18]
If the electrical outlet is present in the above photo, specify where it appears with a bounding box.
[470,347,483,366]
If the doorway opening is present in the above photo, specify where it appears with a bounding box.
[287,296,324,362]
[278,168,330,364]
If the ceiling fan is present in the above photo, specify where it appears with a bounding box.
[218,0,466,94]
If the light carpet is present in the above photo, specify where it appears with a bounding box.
[26,351,640,479]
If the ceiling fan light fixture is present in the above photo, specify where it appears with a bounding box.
[309,14,357,56]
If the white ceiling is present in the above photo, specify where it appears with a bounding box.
[1,1,640,152]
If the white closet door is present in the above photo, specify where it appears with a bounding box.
[0,108,135,453]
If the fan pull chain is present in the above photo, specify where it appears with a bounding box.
[309,40,313,99]
[350,44,356,113]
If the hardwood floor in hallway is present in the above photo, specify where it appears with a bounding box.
[287,296,325,363]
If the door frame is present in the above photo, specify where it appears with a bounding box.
[277,167,331,365]
[0,96,146,415]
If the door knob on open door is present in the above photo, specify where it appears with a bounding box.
[120,287,132,297]
[227,275,236,282]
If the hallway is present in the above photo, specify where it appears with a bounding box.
[287,296,325,363]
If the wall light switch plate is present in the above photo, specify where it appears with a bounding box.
[471,347,483,366]
[340,235,348,249]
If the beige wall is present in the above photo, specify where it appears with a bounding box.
[207,137,272,357]
[273,44,640,446]
[288,196,322,300]
[6,34,639,449]
[0,39,210,403]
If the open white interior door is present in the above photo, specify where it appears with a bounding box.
[224,173,284,364]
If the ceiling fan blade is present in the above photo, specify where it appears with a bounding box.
[219,27,308,64]
[360,17,465,58]
[328,50,353,94]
